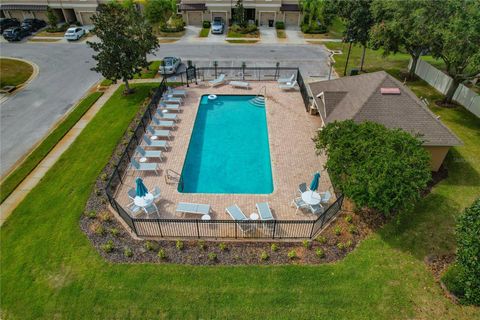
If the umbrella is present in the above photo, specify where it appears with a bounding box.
[135,177,149,197]
[309,172,321,191]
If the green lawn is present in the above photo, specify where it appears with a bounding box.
[227,30,260,38]
[0,58,34,88]
[303,17,346,39]
[199,27,210,37]
[100,61,161,86]
[0,92,103,203]
[1,80,479,319]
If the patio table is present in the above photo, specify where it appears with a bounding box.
[301,190,321,205]
[134,193,154,207]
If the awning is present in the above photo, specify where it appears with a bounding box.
[180,4,206,11]
[0,4,48,11]
[280,4,300,12]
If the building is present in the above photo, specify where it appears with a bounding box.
[179,1,302,27]
[1,0,98,25]
[307,71,462,171]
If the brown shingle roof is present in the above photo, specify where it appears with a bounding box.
[309,71,462,146]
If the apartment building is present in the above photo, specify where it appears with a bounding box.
[0,0,98,25]
[179,0,302,27]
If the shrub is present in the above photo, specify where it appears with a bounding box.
[441,264,465,298]
[315,236,327,244]
[454,198,480,305]
[337,242,345,251]
[100,79,113,86]
[145,241,154,251]
[99,211,111,222]
[245,23,258,33]
[288,250,297,260]
[208,252,217,261]
[334,226,342,236]
[271,243,279,252]
[275,21,285,30]
[344,215,353,223]
[176,240,184,251]
[124,247,133,257]
[301,23,328,34]
[348,225,358,234]
[101,240,114,253]
[86,210,96,219]
[93,223,105,235]
[345,240,352,248]
[260,251,269,261]
[110,228,119,237]
[316,248,325,258]
[198,240,206,251]
[202,20,211,28]
[157,248,167,260]
[302,240,312,249]
[218,242,227,251]
[46,7,59,29]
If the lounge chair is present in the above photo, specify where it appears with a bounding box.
[277,73,295,84]
[152,116,175,128]
[320,191,332,205]
[127,187,136,200]
[156,109,178,121]
[159,102,181,111]
[209,74,226,87]
[161,95,183,105]
[146,125,171,140]
[136,146,163,160]
[143,135,169,150]
[143,203,159,217]
[298,182,307,195]
[291,197,309,214]
[310,204,324,215]
[128,203,142,216]
[256,202,274,220]
[226,204,251,233]
[151,186,161,200]
[131,158,159,175]
[167,87,187,97]
[176,202,211,217]
[279,81,297,90]
[229,81,250,89]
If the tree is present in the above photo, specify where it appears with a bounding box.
[144,0,176,25]
[234,0,246,28]
[369,0,438,80]
[300,0,335,32]
[314,120,431,215]
[46,7,59,29]
[431,0,480,104]
[336,0,374,72]
[87,2,159,94]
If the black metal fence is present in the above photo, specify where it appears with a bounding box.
[105,70,342,240]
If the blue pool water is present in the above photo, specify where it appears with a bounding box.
[179,95,273,194]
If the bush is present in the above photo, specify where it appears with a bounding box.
[161,15,185,32]
[85,210,96,219]
[198,240,206,250]
[288,250,297,260]
[337,242,345,251]
[334,226,342,236]
[260,251,269,261]
[110,228,119,237]
[145,241,155,251]
[441,264,465,298]
[301,23,328,34]
[101,240,114,253]
[344,215,353,223]
[271,243,279,252]
[157,248,167,260]
[219,242,227,251]
[302,240,312,249]
[124,247,133,258]
[275,21,285,30]
[176,240,184,251]
[99,211,111,222]
[316,248,325,258]
[454,198,480,305]
[315,236,327,244]
[202,20,211,28]
[348,225,358,234]
[93,224,105,235]
[208,252,217,261]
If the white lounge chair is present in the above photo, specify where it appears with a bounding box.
[279,80,297,90]
[167,87,187,97]
[176,202,211,217]
[143,202,159,218]
[226,204,251,233]
[146,125,171,140]
[256,202,274,220]
[161,95,183,105]
[131,158,159,175]
[136,146,163,160]
[159,102,181,111]
[209,74,226,87]
[229,81,250,89]
[143,135,169,150]
[320,191,332,205]
[277,73,295,84]
[156,109,178,121]
[291,196,309,214]
[152,116,175,128]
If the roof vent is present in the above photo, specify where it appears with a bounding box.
[381,87,401,95]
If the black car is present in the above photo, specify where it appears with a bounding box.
[2,27,30,41]
[0,18,20,33]
[21,18,46,32]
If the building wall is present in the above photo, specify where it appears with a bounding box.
[424,146,450,172]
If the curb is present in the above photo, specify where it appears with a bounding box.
[0,56,39,100]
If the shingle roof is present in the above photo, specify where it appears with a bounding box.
[309,71,462,146]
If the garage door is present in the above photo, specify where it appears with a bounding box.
[211,12,227,23]
[285,12,299,27]
[79,12,95,25]
[259,12,275,27]
[187,12,202,26]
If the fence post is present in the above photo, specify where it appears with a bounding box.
[309,221,315,239]
[157,219,163,237]
[196,220,200,238]
[235,221,237,239]
[272,220,277,239]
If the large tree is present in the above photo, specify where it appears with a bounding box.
[369,0,438,80]
[144,0,176,25]
[314,120,431,215]
[431,0,480,104]
[300,0,335,30]
[88,2,159,94]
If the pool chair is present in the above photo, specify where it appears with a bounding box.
[309,204,324,215]
[226,205,252,233]
[151,186,161,200]
[209,74,226,87]
[256,202,274,220]
[291,196,309,214]
[156,109,178,121]
[159,102,181,111]
[152,116,175,129]
[176,202,211,217]
[277,73,295,84]
[143,135,169,151]
[146,125,172,140]
[130,158,160,175]
[278,81,297,91]
[128,203,142,216]
[320,191,332,205]
[167,87,187,97]
[161,94,183,105]
[136,146,163,161]
[298,182,308,195]
[143,203,159,218]
[127,187,136,205]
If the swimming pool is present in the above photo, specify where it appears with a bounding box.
[179,95,273,194]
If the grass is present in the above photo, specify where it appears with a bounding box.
[303,17,346,39]
[0,92,103,203]
[100,61,161,86]
[157,30,186,38]
[226,40,259,44]
[28,38,61,43]
[276,29,286,39]
[227,30,260,38]
[34,31,65,37]
[199,28,210,37]
[1,76,480,318]
[0,58,33,88]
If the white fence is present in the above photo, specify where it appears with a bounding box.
[409,59,480,118]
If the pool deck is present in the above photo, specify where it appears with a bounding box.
[115,81,332,221]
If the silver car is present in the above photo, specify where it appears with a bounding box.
[211,17,224,34]
[159,57,182,75]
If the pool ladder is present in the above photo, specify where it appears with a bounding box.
[165,169,184,191]
[249,86,266,107]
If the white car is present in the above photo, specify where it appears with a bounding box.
[64,27,85,41]
[159,57,182,75]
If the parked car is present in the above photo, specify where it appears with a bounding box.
[211,17,224,34]
[21,18,46,32]
[0,18,20,33]
[64,27,85,41]
[159,57,182,75]
[2,27,30,41]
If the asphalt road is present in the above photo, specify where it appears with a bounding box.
[0,42,330,177]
